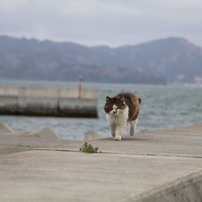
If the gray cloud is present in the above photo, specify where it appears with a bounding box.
[0,0,202,47]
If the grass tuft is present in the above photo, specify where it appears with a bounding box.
[79,142,100,153]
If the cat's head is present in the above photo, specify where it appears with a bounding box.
[104,95,127,115]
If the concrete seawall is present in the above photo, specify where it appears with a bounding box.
[0,123,202,201]
[0,86,98,117]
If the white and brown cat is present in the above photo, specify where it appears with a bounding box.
[104,92,141,140]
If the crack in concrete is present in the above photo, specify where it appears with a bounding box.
[30,148,202,159]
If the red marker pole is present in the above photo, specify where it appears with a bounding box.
[78,76,82,99]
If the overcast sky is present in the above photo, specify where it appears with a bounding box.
[0,0,202,47]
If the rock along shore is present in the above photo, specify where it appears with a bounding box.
[0,122,202,202]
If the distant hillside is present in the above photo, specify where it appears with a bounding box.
[0,36,202,84]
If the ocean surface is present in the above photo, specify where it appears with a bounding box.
[0,80,202,139]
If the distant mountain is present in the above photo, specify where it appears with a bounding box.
[0,35,202,84]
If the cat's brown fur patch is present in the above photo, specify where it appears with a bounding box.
[117,93,141,121]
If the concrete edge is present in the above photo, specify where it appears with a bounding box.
[124,169,202,202]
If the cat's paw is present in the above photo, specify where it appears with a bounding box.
[114,135,123,141]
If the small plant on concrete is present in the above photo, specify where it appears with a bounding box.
[79,142,99,153]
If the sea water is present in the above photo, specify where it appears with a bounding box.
[0,80,202,139]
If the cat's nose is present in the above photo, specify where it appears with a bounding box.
[112,110,116,114]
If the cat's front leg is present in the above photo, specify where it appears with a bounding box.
[114,125,126,140]
[109,125,116,138]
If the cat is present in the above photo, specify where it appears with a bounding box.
[104,92,141,140]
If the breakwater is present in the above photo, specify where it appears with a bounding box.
[0,86,98,117]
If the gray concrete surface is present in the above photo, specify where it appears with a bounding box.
[0,123,202,201]
[0,86,98,117]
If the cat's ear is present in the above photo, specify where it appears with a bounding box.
[106,96,111,103]
[119,96,124,103]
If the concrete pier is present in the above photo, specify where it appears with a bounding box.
[0,123,202,201]
[0,86,98,117]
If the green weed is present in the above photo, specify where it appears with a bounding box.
[79,142,100,153]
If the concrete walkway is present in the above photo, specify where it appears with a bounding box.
[0,123,202,201]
